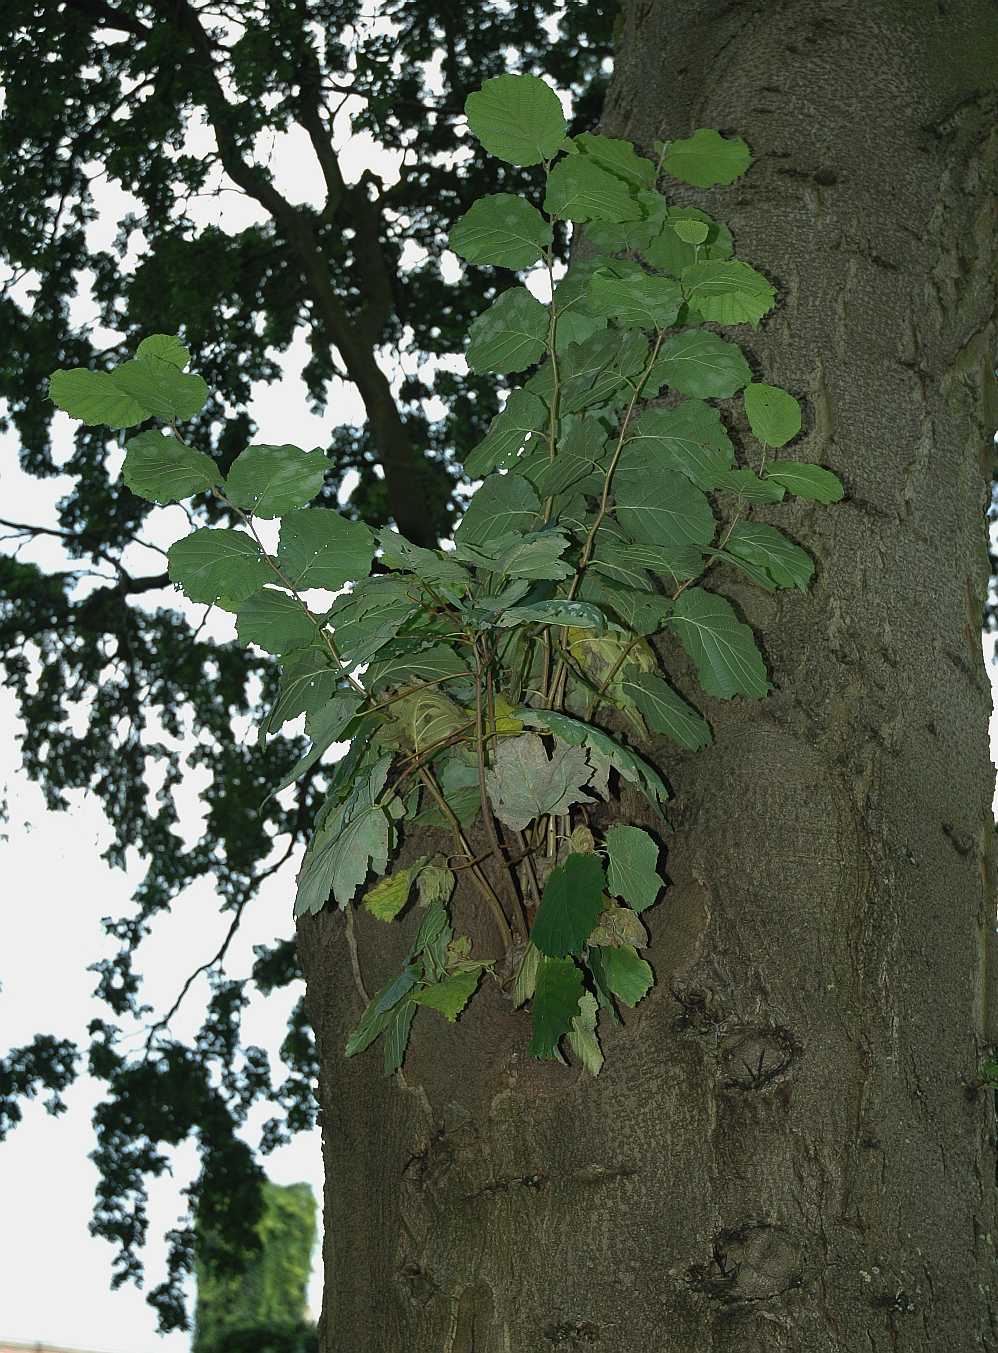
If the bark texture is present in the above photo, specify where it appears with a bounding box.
[297,2,998,1347]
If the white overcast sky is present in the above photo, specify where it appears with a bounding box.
[0,10,995,1352]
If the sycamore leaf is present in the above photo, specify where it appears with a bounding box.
[531,852,605,958]
[669,587,770,699]
[528,956,584,1060]
[277,507,375,590]
[122,429,222,504]
[485,733,595,832]
[412,967,482,1021]
[762,461,845,503]
[416,859,456,909]
[464,73,567,166]
[604,824,664,912]
[168,528,271,605]
[449,192,552,268]
[225,443,328,517]
[662,128,751,188]
[567,989,604,1075]
[519,708,670,813]
[465,286,549,374]
[345,967,420,1056]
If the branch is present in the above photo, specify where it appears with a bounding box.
[64,0,152,38]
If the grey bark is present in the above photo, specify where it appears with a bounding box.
[297,1,998,1347]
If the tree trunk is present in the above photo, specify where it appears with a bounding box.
[297,2,998,1347]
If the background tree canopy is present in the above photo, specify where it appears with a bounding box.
[0,0,617,1331]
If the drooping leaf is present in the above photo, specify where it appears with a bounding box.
[762,461,845,503]
[669,587,770,699]
[585,267,684,329]
[412,967,482,1021]
[322,577,419,664]
[225,443,328,517]
[382,1001,416,1076]
[613,456,716,551]
[277,507,375,591]
[465,286,549,374]
[262,694,363,802]
[645,329,752,399]
[618,671,713,751]
[464,72,567,166]
[571,132,657,190]
[528,956,584,1060]
[512,941,541,1008]
[167,528,272,605]
[236,587,317,654]
[624,401,735,491]
[495,599,607,632]
[604,824,664,912]
[121,429,222,504]
[294,754,395,916]
[544,155,644,223]
[484,733,595,832]
[662,128,751,188]
[519,708,670,812]
[531,852,605,958]
[345,967,420,1057]
[454,473,539,547]
[567,989,604,1075]
[681,260,776,328]
[743,382,802,447]
[722,522,813,590]
[463,388,549,477]
[448,192,553,268]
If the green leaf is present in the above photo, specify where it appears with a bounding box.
[454,473,539,547]
[413,756,480,829]
[489,529,574,582]
[323,577,419,664]
[681,260,776,328]
[669,587,770,699]
[672,218,709,245]
[294,754,395,916]
[412,968,482,1021]
[519,708,670,812]
[577,573,674,637]
[642,207,734,275]
[712,467,786,503]
[646,329,752,399]
[571,132,657,190]
[168,528,271,605]
[585,267,683,329]
[544,155,644,223]
[528,956,584,1060]
[484,733,595,832]
[598,944,654,1007]
[567,989,604,1075]
[743,383,802,447]
[262,645,341,736]
[762,461,845,503]
[236,587,317,654]
[448,193,552,269]
[376,529,470,585]
[135,333,190,369]
[382,1001,416,1075]
[416,860,456,909]
[604,824,664,912]
[466,286,549,374]
[345,967,419,1056]
[464,73,567,166]
[617,672,713,751]
[527,329,648,414]
[591,533,704,587]
[366,642,469,692]
[614,457,716,551]
[363,860,426,922]
[121,429,222,504]
[512,941,542,1008]
[110,355,209,420]
[625,401,735,491]
[262,694,362,802]
[277,508,375,590]
[531,853,605,958]
[49,368,150,428]
[225,443,328,518]
[723,522,813,591]
[495,599,607,632]
[521,414,611,498]
[663,128,751,187]
[464,389,549,477]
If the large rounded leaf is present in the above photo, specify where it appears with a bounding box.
[464,73,566,166]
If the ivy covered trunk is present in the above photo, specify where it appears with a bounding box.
[297,2,998,1349]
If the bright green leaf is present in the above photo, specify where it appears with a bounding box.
[544,154,644,223]
[604,824,664,911]
[225,443,328,517]
[599,944,654,1007]
[122,429,221,504]
[672,219,709,245]
[681,260,776,328]
[412,967,482,1021]
[743,383,802,447]
[464,73,567,166]
[663,128,751,188]
[364,860,426,921]
[168,528,271,605]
